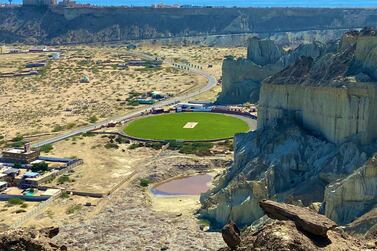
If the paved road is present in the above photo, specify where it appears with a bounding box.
[31,51,217,148]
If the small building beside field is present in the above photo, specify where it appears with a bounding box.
[1,144,40,164]
[175,103,212,112]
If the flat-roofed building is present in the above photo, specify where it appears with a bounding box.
[1,144,40,164]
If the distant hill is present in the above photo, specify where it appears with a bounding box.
[2,7,377,44]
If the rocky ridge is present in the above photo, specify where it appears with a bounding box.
[2,7,377,44]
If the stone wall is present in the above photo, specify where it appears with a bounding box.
[258,83,377,145]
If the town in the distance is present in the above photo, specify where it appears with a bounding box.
[1,1,377,250]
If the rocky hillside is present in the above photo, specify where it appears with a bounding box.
[200,28,377,238]
[2,7,377,44]
[217,37,330,104]
[0,227,65,250]
[199,120,368,227]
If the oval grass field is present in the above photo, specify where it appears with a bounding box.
[124,112,250,141]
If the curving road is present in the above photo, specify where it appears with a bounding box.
[31,51,217,148]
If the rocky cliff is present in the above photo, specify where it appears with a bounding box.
[217,37,328,104]
[259,29,377,145]
[200,29,377,236]
[324,154,377,225]
[199,120,367,228]
[2,7,377,44]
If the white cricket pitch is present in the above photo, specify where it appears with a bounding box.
[183,122,198,129]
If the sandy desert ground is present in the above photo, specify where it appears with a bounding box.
[15,134,233,250]
[0,45,210,140]
[0,44,244,249]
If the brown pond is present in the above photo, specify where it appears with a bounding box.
[151,174,212,196]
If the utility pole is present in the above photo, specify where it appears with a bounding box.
[8,0,12,5]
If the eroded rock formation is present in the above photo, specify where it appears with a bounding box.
[217,37,328,104]
[200,29,377,237]
[324,154,377,225]
[199,120,367,227]
[259,29,377,145]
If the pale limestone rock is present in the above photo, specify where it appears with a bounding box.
[258,83,377,145]
[205,29,377,233]
[247,37,283,66]
[199,122,367,228]
[324,155,377,225]
[217,38,327,104]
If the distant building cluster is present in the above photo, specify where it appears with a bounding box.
[23,0,57,6]
[22,0,77,7]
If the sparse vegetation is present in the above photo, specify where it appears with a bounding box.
[140,178,151,187]
[57,175,70,184]
[31,161,49,173]
[52,124,64,132]
[104,142,119,149]
[60,191,70,199]
[40,144,53,153]
[66,204,82,214]
[7,198,24,206]
[82,131,95,137]
[168,141,214,156]
[89,115,98,123]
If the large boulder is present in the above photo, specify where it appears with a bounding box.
[259,200,337,237]
[219,220,370,251]
[221,221,241,250]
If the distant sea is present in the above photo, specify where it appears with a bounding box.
[9,0,377,7]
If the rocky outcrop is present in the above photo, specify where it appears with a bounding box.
[219,220,370,251]
[247,38,283,66]
[259,29,377,145]
[345,206,377,235]
[202,29,377,236]
[218,201,372,250]
[199,120,367,228]
[0,227,65,251]
[324,154,377,225]
[217,57,280,104]
[217,38,328,104]
[259,200,337,237]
